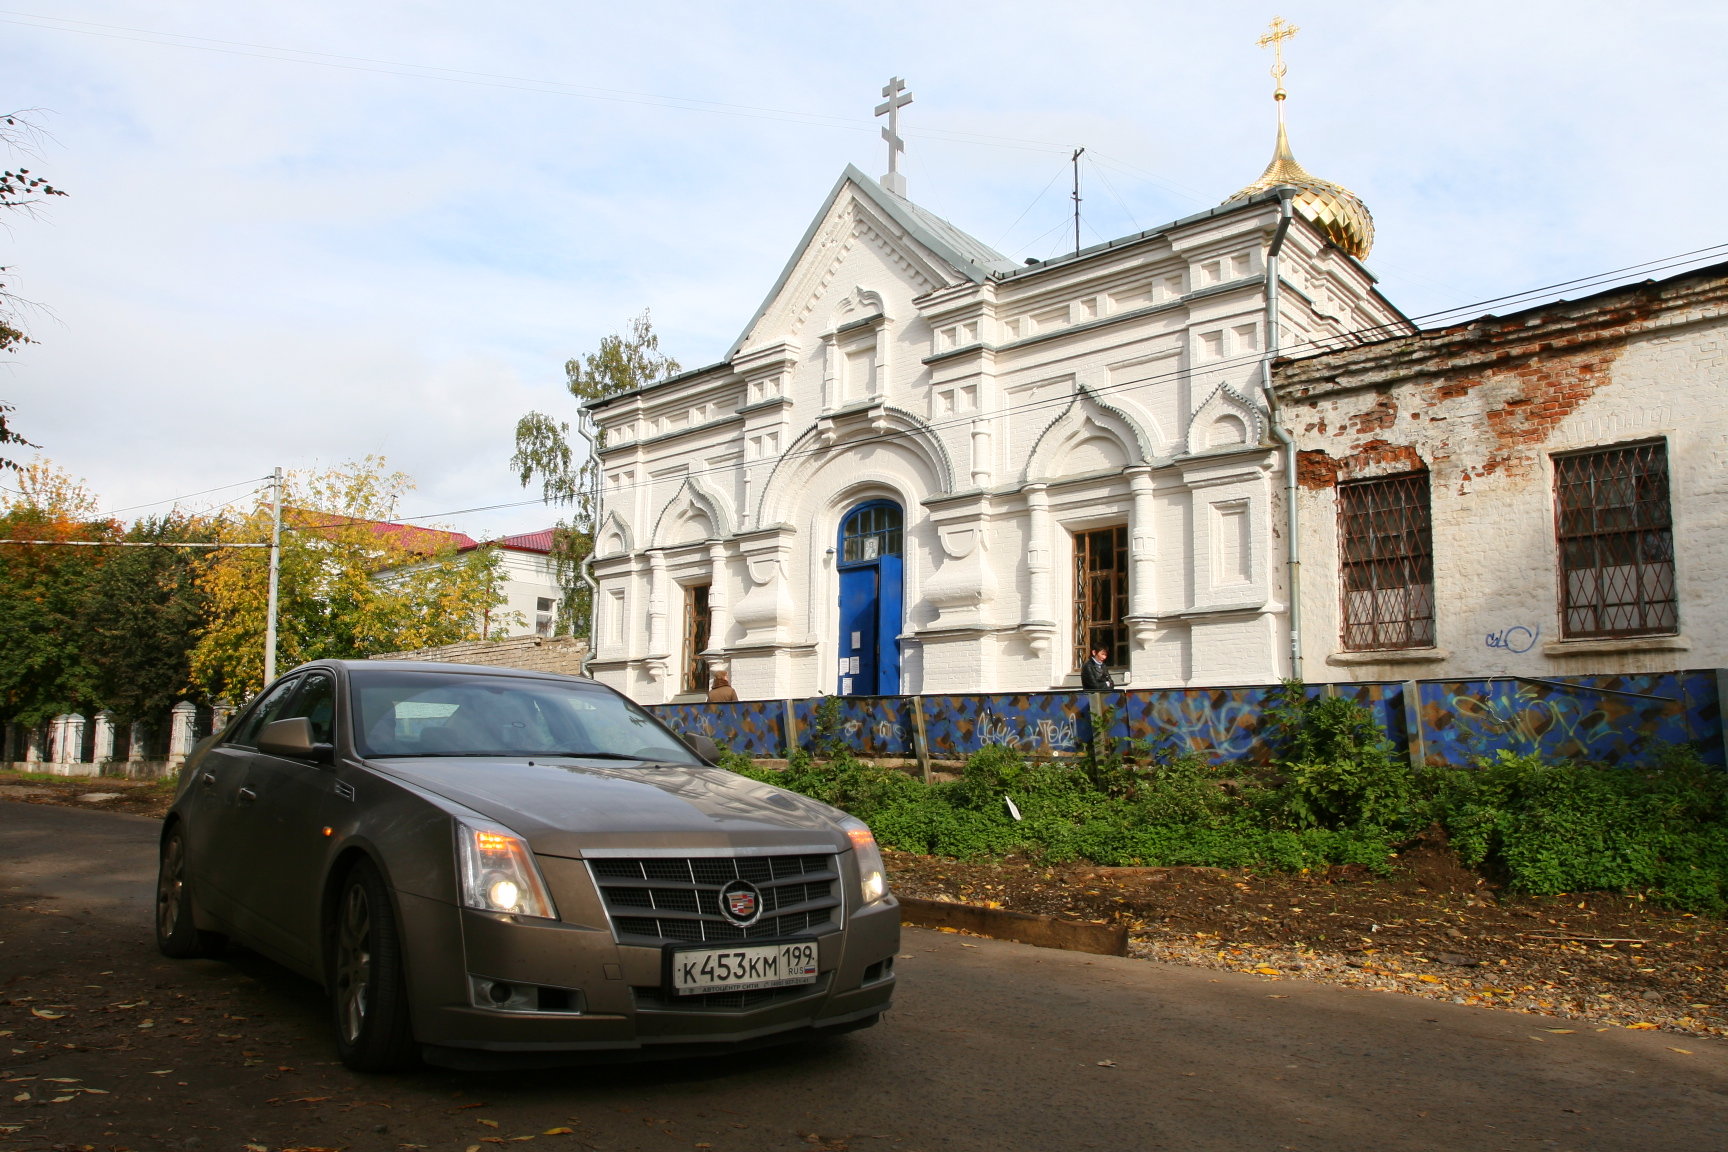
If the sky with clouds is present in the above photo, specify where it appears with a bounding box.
[2,1,1722,537]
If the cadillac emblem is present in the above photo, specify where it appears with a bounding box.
[719,879,763,925]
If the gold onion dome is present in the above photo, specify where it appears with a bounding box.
[1226,120,1374,260]
[1227,120,1375,261]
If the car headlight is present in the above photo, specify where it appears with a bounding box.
[455,819,558,919]
[839,816,890,907]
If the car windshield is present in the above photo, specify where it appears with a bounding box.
[350,669,701,765]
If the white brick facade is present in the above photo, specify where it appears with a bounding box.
[587,167,1404,701]
[1276,263,1728,680]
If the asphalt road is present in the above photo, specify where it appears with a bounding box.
[2,800,1726,1152]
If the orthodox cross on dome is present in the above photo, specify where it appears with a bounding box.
[1258,16,1299,106]
[875,76,913,197]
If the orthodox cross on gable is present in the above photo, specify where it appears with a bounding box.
[875,76,913,197]
[1258,16,1299,102]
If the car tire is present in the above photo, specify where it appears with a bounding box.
[329,859,418,1072]
[155,825,226,959]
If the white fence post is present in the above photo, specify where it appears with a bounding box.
[168,701,198,767]
[93,711,117,764]
[128,721,148,764]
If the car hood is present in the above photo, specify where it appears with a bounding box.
[366,757,848,859]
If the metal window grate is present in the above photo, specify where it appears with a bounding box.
[1338,472,1434,651]
[1073,525,1129,670]
[1554,441,1676,638]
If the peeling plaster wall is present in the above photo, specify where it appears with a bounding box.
[1276,264,1728,681]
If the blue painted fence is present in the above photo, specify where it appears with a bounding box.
[647,671,1726,770]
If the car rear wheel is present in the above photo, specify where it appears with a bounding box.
[155,825,226,959]
[330,859,417,1072]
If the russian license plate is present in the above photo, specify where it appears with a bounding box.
[668,941,819,995]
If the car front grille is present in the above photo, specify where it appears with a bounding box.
[588,853,840,945]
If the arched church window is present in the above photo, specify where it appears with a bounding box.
[841,502,903,563]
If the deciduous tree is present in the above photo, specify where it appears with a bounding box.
[510,311,679,635]
[0,462,112,726]
[189,458,507,700]
[2,109,68,471]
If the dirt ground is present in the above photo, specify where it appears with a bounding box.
[6,770,1727,1048]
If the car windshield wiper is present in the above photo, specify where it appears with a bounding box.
[539,751,652,761]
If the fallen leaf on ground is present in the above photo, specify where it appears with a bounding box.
[29,1008,65,1020]
[1667,1047,1693,1054]
[1625,1023,1659,1030]
[1096,1060,1117,1067]
[543,1129,573,1136]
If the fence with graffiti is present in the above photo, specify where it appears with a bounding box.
[646,671,1726,770]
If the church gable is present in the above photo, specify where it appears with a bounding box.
[729,166,1011,361]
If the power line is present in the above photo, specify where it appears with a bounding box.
[104,473,274,517]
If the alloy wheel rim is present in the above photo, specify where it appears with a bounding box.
[336,882,373,1044]
[156,834,184,939]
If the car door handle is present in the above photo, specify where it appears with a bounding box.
[237,787,257,803]
[201,772,216,787]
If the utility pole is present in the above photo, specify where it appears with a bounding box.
[264,466,282,685]
[1071,147,1085,257]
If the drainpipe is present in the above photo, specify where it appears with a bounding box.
[1259,189,1303,681]
[576,413,602,678]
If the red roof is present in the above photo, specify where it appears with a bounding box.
[287,509,478,556]
[462,528,556,555]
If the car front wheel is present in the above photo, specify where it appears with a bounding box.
[329,859,418,1072]
[155,825,225,959]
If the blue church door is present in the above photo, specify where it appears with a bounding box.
[836,501,903,696]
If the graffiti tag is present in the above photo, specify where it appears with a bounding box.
[1485,625,1539,654]
[978,712,1079,752]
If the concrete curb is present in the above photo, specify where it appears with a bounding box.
[898,895,1128,956]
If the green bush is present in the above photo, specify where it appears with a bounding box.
[714,698,1728,913]
[1426,747,1728,912]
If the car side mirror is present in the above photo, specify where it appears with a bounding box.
[257,716,334,764]
[684,733,721,765]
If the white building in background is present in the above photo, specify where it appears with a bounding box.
[477,529,563,638]
[585,77,1408,703]
[366,522,562,639]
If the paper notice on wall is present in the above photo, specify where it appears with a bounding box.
[841,678,853,694]
[849,657,860,675]
[850,631,862,650]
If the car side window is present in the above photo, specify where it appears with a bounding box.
[227,676,302,748]
[281,674,336,745]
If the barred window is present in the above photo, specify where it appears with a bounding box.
[1073,525,1129,670]
[682,584,711,694]
[1338,472,1434,650]
[1554,441,1676,638]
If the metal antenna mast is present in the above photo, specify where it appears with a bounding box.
[1071,147,1085,256]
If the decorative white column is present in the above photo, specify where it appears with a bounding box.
[705,541,732,654]
[24,725,44,764]
[93,711,117,764]
[645,549,669,684]
[167,701,198,767]
[1127,466,1159,646]
[970,418,992,488]
[1023,484,1055,657]
[211,700,235,737]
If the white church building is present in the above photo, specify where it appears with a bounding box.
[585,73,1408,703]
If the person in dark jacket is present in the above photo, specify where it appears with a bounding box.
[1080,646,1114,691]
[706,670,739,702]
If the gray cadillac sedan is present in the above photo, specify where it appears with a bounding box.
[155,660,899,1071]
